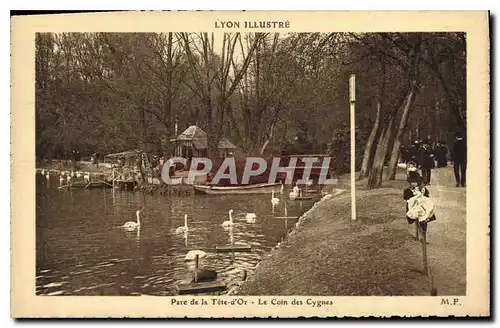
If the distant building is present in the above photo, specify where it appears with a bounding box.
[170,125,237,158]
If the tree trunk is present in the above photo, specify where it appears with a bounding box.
[259,118,277,156]
[366,117,394,189]
[385,87,416,180]
[359,101,381,180]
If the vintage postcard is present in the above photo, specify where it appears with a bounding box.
[11,11,490,318]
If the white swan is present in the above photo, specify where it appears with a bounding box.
[271,190,280,206]
[122,210,141,229]
[222,209,234,228]
[289,182,300,200]
[246,213,257,223]
[175,214,188,234]
[184,250,207,261]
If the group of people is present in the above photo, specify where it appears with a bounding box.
[401,131,467,187]
[402,131,467,240]
[401,136,444,186]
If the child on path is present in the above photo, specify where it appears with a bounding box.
[403,163,436,238]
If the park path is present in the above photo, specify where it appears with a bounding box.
[423,165,467,295]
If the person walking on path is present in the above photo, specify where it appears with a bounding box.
[409,140,420,166]
[451,131,467,187]
[435,140,448,168]
[419,136,435,185]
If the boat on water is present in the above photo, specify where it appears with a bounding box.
[193,182,282,195]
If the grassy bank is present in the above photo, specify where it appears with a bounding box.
[234,182,434,296]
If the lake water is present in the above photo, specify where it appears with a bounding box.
[36,174,316,296]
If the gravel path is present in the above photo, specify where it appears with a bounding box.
[420,166,466,295]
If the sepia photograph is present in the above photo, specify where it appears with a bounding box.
[11,11,489,318]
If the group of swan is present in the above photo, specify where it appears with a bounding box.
[119,209,255,284]
[222,210,257,227]
[51,170,90,184]
[170,210,256,236]
[275,181,310,203]
[120,209,256,265]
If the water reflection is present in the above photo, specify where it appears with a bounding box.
[36,174,316,296]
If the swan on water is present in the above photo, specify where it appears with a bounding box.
[222,209,234,228]
[245,213,257,223]
[175,214,188,234]
[271,190,280,206]
[289,182,300,200]
[184,250,207,261]
[122,210,141,229]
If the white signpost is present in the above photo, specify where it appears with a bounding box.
[349,74,357,221]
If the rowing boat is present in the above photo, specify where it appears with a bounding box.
[193,182,281,195]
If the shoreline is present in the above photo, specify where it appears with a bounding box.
[226,189,346,296]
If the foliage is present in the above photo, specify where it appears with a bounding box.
[36,32,466,181]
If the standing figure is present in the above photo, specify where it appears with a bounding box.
[435,140,448,168]
[93,152,99,168]
[409,140,420,167]
[451,131,467,187]
[71,149,77,169]
[400,145,408,164]
[419,136,435,185]
[403,170,436,238]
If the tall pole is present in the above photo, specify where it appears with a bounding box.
[349,74,357,221]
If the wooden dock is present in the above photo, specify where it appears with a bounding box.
[176,281,227,295]
[115,179,137,191]
[215,244,252,253]
[176,253,227,295]
[293,196,313,200]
